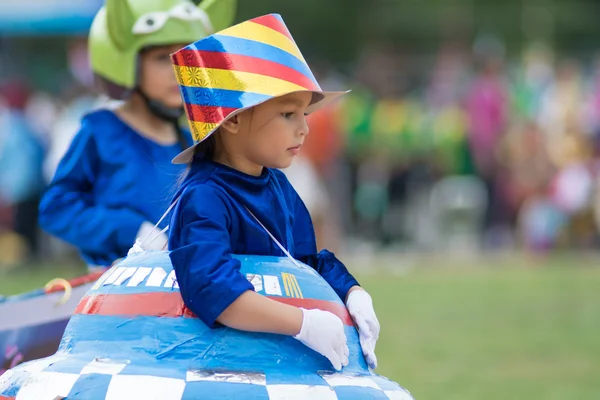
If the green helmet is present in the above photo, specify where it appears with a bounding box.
[89,0,237,99]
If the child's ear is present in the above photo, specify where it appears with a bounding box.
[221,115,240,134]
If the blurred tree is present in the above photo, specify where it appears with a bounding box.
[227,0,600,62]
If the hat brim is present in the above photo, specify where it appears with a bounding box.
[172,89,349,164]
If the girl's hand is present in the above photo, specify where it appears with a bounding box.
[346,288,380,369]
[294,308,349,371]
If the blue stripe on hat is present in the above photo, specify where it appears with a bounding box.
[186,35,318,87]
[180,86,274,109]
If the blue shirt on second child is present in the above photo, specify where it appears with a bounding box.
[40,109,191,266]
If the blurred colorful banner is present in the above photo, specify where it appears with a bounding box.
[0,0,103,35]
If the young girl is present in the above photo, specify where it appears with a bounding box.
[38,0,236,269]
[169,14,380,371]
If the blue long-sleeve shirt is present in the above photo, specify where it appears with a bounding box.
[169,158,360,328]
[39,109,190,266]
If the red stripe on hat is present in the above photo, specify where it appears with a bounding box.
[0,396,16,400]
[74,292,353,326]
[172,50,319,91]
[185,104,237,123]
[250,15,294,41]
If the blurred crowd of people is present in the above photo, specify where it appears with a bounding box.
[302,38,600,254]
[2,36,600,266]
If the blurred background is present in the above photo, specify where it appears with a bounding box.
[1,0,600,398]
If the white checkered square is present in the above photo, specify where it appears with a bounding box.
[15,371,79,400]
[321,373,380,389]
[385,389,414,400]
[80,359,128,376]
[106,375,186,400]
[19,355,68,374]
[0,369,15,392]
[186,370,266,385]
[267,384,338,400]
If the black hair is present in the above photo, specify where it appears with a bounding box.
[174,129,218,189]
[193,132,217,161]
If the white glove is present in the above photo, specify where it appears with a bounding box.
[294,308,349,371]
[128,221,168,255]
[346,289,380,369]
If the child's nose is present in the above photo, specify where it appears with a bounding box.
[299,117,310,136]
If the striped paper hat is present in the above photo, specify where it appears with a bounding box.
[171,13,347,164]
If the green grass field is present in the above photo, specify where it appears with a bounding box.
[2,254,600,399]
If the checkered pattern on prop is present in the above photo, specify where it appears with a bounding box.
[0,355,415,399]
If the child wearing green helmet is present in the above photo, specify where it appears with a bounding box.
[39,0,236,269]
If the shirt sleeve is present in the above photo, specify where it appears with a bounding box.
[290,189,360,301]
[38,127,146,256]
[168,184,254,327]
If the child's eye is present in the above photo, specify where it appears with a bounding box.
[156,54,171,62]
[282,112,294,119]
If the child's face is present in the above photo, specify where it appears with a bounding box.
[235,92,312,170]
[138,44,186,108]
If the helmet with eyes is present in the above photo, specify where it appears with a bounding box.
[89,0,236,101]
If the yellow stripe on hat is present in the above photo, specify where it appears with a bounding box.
[188,121,219,142]
[218,21,306,63]
[175,65,308,97]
